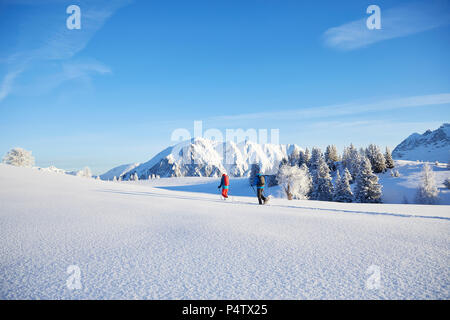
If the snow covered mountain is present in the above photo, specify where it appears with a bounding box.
[112,138,302,180]
[99,163,140,180]
[392,123,450,162]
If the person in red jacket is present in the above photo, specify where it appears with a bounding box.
[218,173,229,199]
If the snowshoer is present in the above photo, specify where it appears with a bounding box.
[218,173,229,199]
[254,173,268,205]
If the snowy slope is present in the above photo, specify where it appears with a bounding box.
[99,163,140,180]
[393,123,450,162]
[0,164,449,299]
[134,160,450,205]
[119,138,302,180]
[379,160,450,205]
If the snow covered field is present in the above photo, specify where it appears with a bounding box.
[0,164,449,299]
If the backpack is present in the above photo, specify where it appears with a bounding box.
[223,174,229,186]
[257,174,265,187]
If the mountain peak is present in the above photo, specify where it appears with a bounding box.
[392,123,450,162]
[108,138,303,180]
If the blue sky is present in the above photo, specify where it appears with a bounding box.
[1,0,449,174]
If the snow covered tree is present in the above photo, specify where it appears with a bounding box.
[288,148,301,167]
[298,149,309,167]
[384,147,395,169]
[333,170,353,203]
[304,147,311,167]
[113,176,117,182]
[342,144,360,180]
[354,157,382,203]
[324,145,339,171]
[444,178,450,189]
[309,147,323,172]
[276,163,312,200]
[365,144,386,173]
[76,167,92,178]
[134,173,139,181]
[311,158,333,201]
[297,150,304,167]
[343,167,353,185]
[415,163,440,204]
[2,147,35,167]
[359,147,366,157]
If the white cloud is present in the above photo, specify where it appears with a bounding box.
[323,1,450,50]
[15,60,113,95]
[210,93,450,122]
[0,69,24,101]
[0,0,131,102]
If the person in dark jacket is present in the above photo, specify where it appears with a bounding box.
[218,173,229,199]
[254,173,267,204]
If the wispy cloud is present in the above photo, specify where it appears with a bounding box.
[323,1,450,50]
[15,60,112,95]
[0,68,24,101]
[210,93,450,122]
[0,0,131,102]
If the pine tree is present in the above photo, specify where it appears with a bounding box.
[312,158,333,201]
[354,157,382,203]
[304,147,311,167]
[384,147,395,169]
[113,176,117,182]
[309,147,323,172]
[324,145,339,171]
[365,144,386,173]
[343,167,353,185]
[342,144,360,179]
[333,170,353,202]
[2,147,35,167]
[297,150,306,167]
[288,148,301,167]
[415,163,440,204]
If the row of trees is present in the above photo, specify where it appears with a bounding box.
[277,145,384,203]
[289,144,395,177]
[112,173,161,181]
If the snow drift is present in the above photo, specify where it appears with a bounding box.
[0,164,449,299]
